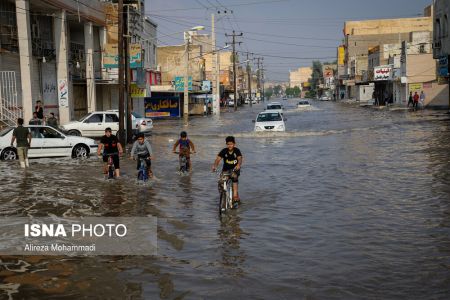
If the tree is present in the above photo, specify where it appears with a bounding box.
[292,86,301,97]
[265,87,274,99]
[308,60,323,97]
[273,85,282,96]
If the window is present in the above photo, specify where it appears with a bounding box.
[105,114,119,123]
[257,113,282,122]
[419,43,426,54]
[42,127,62,138]
[30,128,43,138]
[85,114,103,123]
[444,15,449,37]
[436,18,441,39]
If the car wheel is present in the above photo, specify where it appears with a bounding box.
[67,130,81,136]
[1,148,18,160]
[73,144,89,158]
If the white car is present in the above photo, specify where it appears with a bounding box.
[265,102,284,115]
[228,100,235,107]
[254,112,286,132]
[0,125,98,160]
[319,95,331,101]
[60,111,153,137]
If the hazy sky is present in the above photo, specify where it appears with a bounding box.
[146,0,433,82]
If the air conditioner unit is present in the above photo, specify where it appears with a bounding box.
[433,41,442,49]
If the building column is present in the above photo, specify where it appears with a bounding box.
[15,0,34,123]
[84,22,96,112]
[99,26,107,80]
[54,10,70,124]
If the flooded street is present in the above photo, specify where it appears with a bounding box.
[1,99,450,299]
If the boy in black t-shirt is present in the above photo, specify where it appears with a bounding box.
[212,136,243,202]
[97,127,123,177]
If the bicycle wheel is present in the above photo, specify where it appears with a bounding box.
[226,179,233,210]
[219,191,226,214]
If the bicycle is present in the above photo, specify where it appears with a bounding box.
[174,150,192,174]
[137,156,150,182]
[103,153,118,179]
[217,170,237,214]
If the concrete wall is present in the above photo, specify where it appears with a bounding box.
[406,53,437,84]
[289,67,312,87]
[156,45,203,86]
[433,0,450,58]
[344,17,432,36]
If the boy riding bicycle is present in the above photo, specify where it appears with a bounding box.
[98,127,123,178]
[212,136,243,203]
[130,133,153,178]
[172,131,196,172]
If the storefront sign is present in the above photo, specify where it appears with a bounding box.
[202,80,211,91]
[103,44,142,69]
[439,55,449,77]
[103,44,119,68]
[374,66,393,81]
[145,96,180,118]
[409,83,423,93]
[174,76,193,92]
[338,46,345,66]
[58,79,68,107]
[129,44,142,69]
[131,84,147,98]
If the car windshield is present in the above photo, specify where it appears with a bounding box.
[267,105,282,110]
[131,112,143,119]
[0,127,13,137]
[299,101,309,105]
[257,113,282,122]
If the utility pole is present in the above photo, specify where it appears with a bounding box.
[246,52,252,107]
[225,30,242,111]
[212,13,220,115]
[261,57,265,102]
[184,32,190,119]
[125,5,132,144]
[255,57,261,101]
[118,0,125,144]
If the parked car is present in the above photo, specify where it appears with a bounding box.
[0,126,97,160]
[282,96,288,101]
[319,95,331,101]
[265,102,284,115]
[253,112,286,132]
[60,111,153,137]
[228,100,235,107]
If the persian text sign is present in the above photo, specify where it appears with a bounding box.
[103,44,119,68]
[145,96,180,118]
[374,66,393,81]
[129,44,142,69]
[131,84,146,98]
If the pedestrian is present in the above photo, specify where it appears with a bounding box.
[10,118,32,168]
[407,91,413,107]
[35,100,44,120]
[29,112,42,125]
[420,91,426,108]
[413,91,420,110]
[207,101,212,115]
[46,112,58,128]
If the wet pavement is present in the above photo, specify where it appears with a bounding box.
[1,99,450,299]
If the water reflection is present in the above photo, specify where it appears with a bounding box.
[218,213,246,277]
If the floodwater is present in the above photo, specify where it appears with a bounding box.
[1,99,450,299]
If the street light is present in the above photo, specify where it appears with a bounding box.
[184,25,204,119]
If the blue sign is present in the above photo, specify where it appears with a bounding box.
[202,80,211,91]
[174,76,193,92]
[439,55,449,77]
[145,96,180,118]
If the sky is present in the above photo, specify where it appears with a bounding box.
[146,0,433,82]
